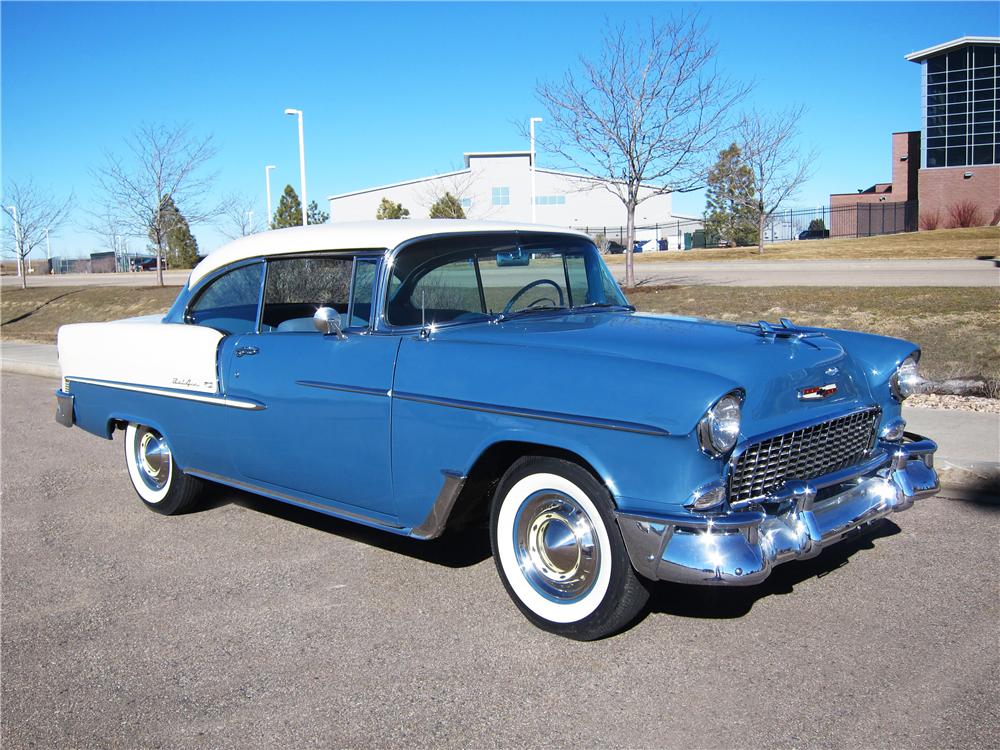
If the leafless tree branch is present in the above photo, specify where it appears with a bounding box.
[2,179,74,288]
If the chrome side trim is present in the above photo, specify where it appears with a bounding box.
[184,469,406,530]
[296,380,390,398]
[66,377,266,411]
[393,391,670,437]
[410,470,467,540]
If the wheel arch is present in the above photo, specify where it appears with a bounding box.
[440,439,616,534]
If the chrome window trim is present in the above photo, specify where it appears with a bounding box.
[66,376,266,411]
[372,229,607,335]
[393,390,670,437]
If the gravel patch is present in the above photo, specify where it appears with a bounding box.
[907,393,1000,413]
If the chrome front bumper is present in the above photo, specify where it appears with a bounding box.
[617,434,939,586]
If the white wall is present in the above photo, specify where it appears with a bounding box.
[327,153,683,246]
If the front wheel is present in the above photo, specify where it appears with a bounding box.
[124,422,203,515]
[490,457,649,640]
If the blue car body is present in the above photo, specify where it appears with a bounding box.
[55,221,939,590]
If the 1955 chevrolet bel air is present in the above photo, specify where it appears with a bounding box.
[56,220,940,639]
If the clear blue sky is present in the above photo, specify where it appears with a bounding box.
[2,1,997,257]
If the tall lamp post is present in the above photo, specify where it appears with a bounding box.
[6,205,21,277]
[529,117,543,223]
[264,164,276,229]
[284,108,308,226]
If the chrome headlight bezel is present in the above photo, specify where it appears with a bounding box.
[697,391,744,458]
[890,353,922,402]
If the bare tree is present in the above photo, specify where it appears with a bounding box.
[219,192,265,240]
[2,179,73,288]
[88,206,132,267]
[733,107,814,254]
[533,14,748,287]
[93,123,223,286]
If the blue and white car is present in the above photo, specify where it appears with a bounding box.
[56,221,939,639]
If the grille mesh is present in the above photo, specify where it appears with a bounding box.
[728,408,881,505]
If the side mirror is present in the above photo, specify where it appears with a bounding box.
[313,306,347,340]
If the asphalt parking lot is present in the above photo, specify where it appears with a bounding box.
[2,372,997,748]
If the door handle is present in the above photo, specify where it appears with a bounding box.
[235,346,260,358]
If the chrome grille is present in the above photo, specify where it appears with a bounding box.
[728,408,881,505]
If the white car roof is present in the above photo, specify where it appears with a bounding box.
[188,220,590,286]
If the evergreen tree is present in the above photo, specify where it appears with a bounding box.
[428,192,465,219]
[307,200,329,225]
[272,184,303,228]
[150,194,200,268]
[808,218,826,232]
[376,197,410,220]
[703,143,758,247]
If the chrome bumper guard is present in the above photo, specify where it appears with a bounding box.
[617,434,939,586]
[54,390,75,428]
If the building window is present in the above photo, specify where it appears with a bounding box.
[923,44,998,169]
[460,198,472,209]
[534,195,566,205]
[491,187,510,206]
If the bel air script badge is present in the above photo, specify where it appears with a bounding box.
[798,383,838,400]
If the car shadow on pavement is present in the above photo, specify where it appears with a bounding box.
[644,519,902,620]
[195,484,493,568]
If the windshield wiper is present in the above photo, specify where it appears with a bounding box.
[494,305,568,322]
[572,302,636,312]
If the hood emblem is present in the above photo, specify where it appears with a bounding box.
[799,383,838,400]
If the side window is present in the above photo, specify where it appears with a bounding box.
[187,263,263,335]
[349,259,378,328]
[261,257,353,332]
[390,259,484,326]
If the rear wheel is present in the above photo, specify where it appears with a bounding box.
[124,422,203,515]
[490,456,649,640]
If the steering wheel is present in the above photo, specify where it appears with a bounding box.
[502,279,565,315]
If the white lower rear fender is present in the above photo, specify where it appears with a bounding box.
[58,319,224,394]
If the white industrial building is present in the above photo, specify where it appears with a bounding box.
[327,151,696,250]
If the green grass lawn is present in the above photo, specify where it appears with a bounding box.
[603,226,1000,263]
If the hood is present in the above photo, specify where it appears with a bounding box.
[435,311,875,436]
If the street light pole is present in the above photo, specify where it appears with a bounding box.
[529,117,543,223]
[264,164,276,228]
[45,227,51,259]
[6,206,21,277]
[284,108,308,226]
[247,211,254,235]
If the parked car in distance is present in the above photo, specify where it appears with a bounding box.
[55,220,939,639]
[798,228,831,240]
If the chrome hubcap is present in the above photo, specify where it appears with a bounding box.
[135,427,170,491]
[514,490,600,602]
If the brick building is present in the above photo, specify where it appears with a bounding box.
[832,36,999,229]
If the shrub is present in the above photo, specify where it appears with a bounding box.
[919,211,941,231]
[946,201,983,228]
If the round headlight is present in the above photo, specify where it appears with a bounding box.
[890,355,922,401]
[698,393,742,456]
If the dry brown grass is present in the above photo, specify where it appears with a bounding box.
[1,286,178,342]
[604,226,1000,264]
[627,285,1000,384]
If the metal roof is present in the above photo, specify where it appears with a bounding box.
[905,36,1000,63]
[188,220,588,286]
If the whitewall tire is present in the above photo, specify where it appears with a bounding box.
[490,456,649,640]
[124,422,203,515]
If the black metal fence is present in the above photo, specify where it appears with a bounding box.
[575,199,920,252]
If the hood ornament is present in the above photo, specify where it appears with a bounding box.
[740,317,824,348]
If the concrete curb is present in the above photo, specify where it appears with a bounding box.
[2,360,60,379]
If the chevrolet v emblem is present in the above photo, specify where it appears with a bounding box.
[799,383,838,400]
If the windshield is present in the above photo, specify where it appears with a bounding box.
[385,233,629,327]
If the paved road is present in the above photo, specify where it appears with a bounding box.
[613,258,1000,287]
[4,258,999,288]
[2,372,997,748]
